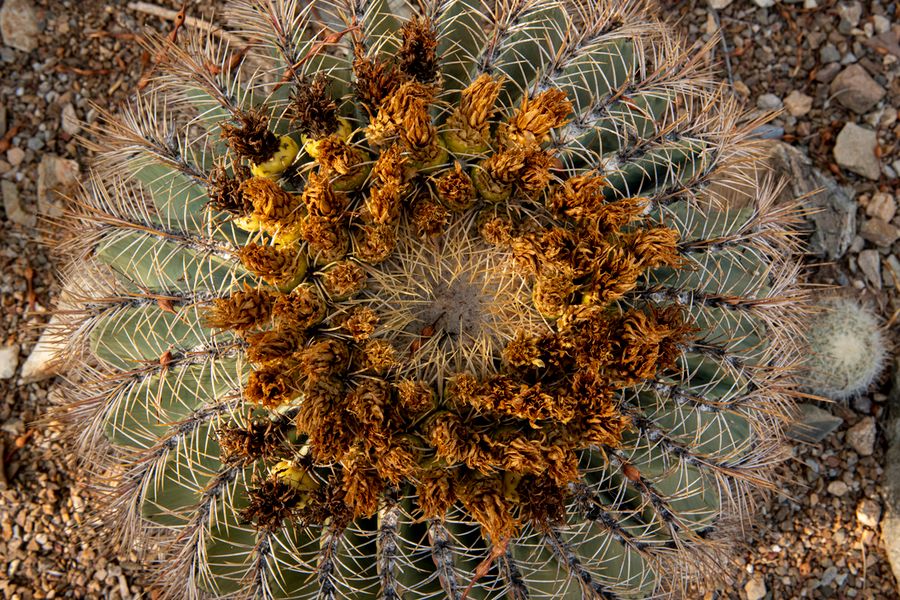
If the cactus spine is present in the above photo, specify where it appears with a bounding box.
[51,0,807,598]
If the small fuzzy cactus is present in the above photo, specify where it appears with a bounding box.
[804,297,886,400]
[50,0,807,597]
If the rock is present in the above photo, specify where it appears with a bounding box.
[37,155,79,218]
[751,124,784,140]
[837,1,862,33]
[61,104,80,136]
[847,417,876,456]
[833,123,881,180]
[752,0,775,6]
[885,254,900,288]
[0,0,38,53]
[830,65,886,114]
[866,192,897,223]
[884,357,900,583]
[744,575,767,600]
[873,15,890,35]
[764,141,856,260]
[786,403,844,443]
[783,90,813,117]
[0,345,19,380]
[7,146,24,167]
[820,44,841,64]
[815,62,842,84]
[857,250,882,289]
[828,480,849,496]
[707,0,732,8]
[733,80,751,98]
[2,180,35,227]
[860,218,900,247]
[757,93,782,111]
[853,394,872,414]
[18,331,63,384]
[857,499,882,528]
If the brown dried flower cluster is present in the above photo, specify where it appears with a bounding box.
[203,14,695,545]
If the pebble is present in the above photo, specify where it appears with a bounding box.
[833,123,881,180]
[0,344,19,379]
[752,0,775,6]
[36,154,79,218]
[744,575,767,600]
[846,417,876,457]
[61,104,80,136]
[815,62,842,84]
[2,179,35,227]
[856,499,882,528]
[852,395,872,414]
[757,93,783,111]
[820,44,841,64]
[865,193,897,223]
[0,0,38,53]
[859,218,900,247]
[6,146,24,167]
[707,0,733,8]
[783,90,812,117]
[857,250,882,288]
[828,481,850,496]
[872,15,890,35]
[830,65,887,114]
[837,1,862,34]
[884,255,900,288]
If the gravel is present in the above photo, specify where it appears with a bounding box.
[0,0,204,597]
[677,0,899,597]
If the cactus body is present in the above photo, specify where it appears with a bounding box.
[53,0,806,598]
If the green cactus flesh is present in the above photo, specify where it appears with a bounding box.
[56,0,805,598]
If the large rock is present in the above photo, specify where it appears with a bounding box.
[833,123,881,180]
[786,403,844,443]
[19,270,101,384]
[37,155,79,218]
[883,357,900,587]
[18,317,65,384]
[830,65,886,114]
[764,140,856,260]
[0,0,39,53]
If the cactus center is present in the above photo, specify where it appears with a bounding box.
[363,215,548,383]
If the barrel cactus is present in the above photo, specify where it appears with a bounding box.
[53,0,805,597]
[803,297,886,400]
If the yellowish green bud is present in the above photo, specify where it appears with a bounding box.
[251,135,300,179]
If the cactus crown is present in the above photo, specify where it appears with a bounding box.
[52,0,806,598]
